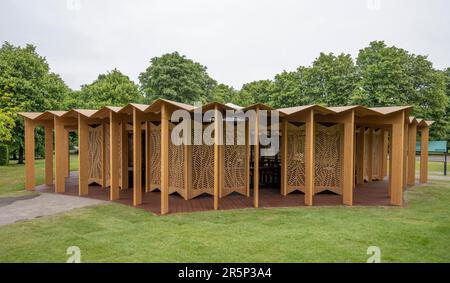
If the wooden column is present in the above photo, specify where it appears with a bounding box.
[121,119,129,189]
[101,122,107,187]
[245,119,250,197]
[382,129,389,178]
[44,122,53,185]
[419,126,429,184]
[145,122,151,192]
[389,111,405,206]
[109,112,120,200]
[403,122,409,189]
[78,115,89,196]
[366,128,373,182]
[407,123,417,186]
[54,117,65,193]
[281,119,288,196]
[24,119,35,190]
[63,129,70,177]
[342,110,355,205]
[213,105,220,210]
[304,109,314,206]
[133,108,143,206]
[160,103,169,214]
[253,107,260,208]
[356,126,365,185]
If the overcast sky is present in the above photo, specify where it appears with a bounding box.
[1,0,449,90]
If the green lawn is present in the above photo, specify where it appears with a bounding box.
[0,155,78,196]
[0,157,449,262]
[0,180,449,262]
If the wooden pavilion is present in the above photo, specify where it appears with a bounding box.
[19,99,433,214]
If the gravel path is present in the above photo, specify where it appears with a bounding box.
[0,193,106,226]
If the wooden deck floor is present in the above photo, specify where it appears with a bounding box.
[35,172,394,215]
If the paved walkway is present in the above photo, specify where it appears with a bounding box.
[0,193,106,226]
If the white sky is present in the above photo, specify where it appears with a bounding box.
[1,0,449,90]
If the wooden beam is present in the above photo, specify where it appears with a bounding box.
[245,119,250,197]
[253,106,260,208]
[213,105,220,210]
[407,123,417,186]
[63,129,69,177]
[342,110,355,205]
[382,129,389,178]
[24,118,35,190]
[304,109,314,206]
[356,126,365,185]
[366,128,373,182]
[281,119,288,196]
[389,111,405,206]
[54,117,65,193]
[78,114,89,196]
[121,119,129,189]
[145,121,151,192]
[109,112,120,200]
[419,126,429,184]
[133,108,143,206]
[101,121,107,187]
[160,103,169,214]
[44,122,53,185]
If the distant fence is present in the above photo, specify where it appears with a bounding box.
[416,140,448,175]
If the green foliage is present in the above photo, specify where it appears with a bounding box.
[76,69,143,109]
[139,52,217,104]
[0,144,8,166]
[238,80,274,106]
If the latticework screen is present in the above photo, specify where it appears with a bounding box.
[190,124,215,198]
[286,123,306,193]
[149,122,161,191]
[168,123,185,198]
[88,125,102,185]
[221,126,247,197]
[314,124,343,195]
[371,129,383,180]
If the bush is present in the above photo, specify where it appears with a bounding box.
[0,144,9,166]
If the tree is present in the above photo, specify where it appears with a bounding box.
[270,68,312,108]
[238,80,274,106]
[0,42,71,162]
[307,53,358,106]
[139,52,217,104]
[211,83,238,104]
[76,68,142,109]
[355,41,448,139]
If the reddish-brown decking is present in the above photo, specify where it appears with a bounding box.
[34,172,395,215]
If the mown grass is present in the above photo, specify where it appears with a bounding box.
[0,155,78,196]
[0,180,449,262]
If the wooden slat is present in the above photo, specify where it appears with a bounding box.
[78,114,89,195]
[382,129,389,178]
[342,110,355,205]
[253,106,260,208]
[419,126,429,183]
[101,121,107,187]
[356,126,365,185]
[213,105,220,210]
[403,121,409,189]
[133,108,143,206]
[145,121,151,192]
[109,112,120,200]
[390,111,405,206]
[54,117,65,193]
[24,118,35,190]
[281,119,288,196]
[160,103,169,214]
[366,128,373,182]
[63,129,69,177]
[44,122,53,185]
[304,109,314,206]
[407,123,417,185]
[245,120,250,197]
[121,119,129,189]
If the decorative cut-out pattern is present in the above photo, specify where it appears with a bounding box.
[286,123,306,193]
[221,126,246,197]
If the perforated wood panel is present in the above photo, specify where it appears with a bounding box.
[286,123,306,193]
[221,126,247,197]
[149,122,161,191]
[363,128,369,181]
[88,125,102,185]
[371,129,383,180]
[168,123,185,198]
[314,124,343,195]
[190,124,215,198]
